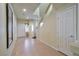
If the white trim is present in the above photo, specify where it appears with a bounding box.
[38,39,58,51]
[38,39,72,55]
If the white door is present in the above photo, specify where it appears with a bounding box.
[56,5,76,55]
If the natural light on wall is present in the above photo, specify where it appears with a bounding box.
[46,4,53,16]
[25,24,29,32]
[31,24,34,32]
[40,22,44,27]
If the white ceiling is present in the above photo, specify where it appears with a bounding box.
[12,3,40,20]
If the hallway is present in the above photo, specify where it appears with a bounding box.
[12,38,65,56]
[1,3,79,56]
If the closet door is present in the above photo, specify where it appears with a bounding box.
[56,5,76,55]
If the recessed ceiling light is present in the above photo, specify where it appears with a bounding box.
[23,8,27,12]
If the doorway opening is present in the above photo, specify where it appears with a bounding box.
[25,23,29,38]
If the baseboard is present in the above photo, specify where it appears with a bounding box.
[38,39,69,56]
[58,49,73,56]
[17,36,26,38]
[39,39,59,51]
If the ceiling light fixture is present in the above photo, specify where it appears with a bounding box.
[23,8,27,12]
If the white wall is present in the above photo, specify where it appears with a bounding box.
[17,20,34,38]
[77,4,79,41]
[36,4,58,50]
[36,4,76,55]
[0,3,7,55]
[17,21,26,37]
[17,20,28,38]
[0,3,17,55]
